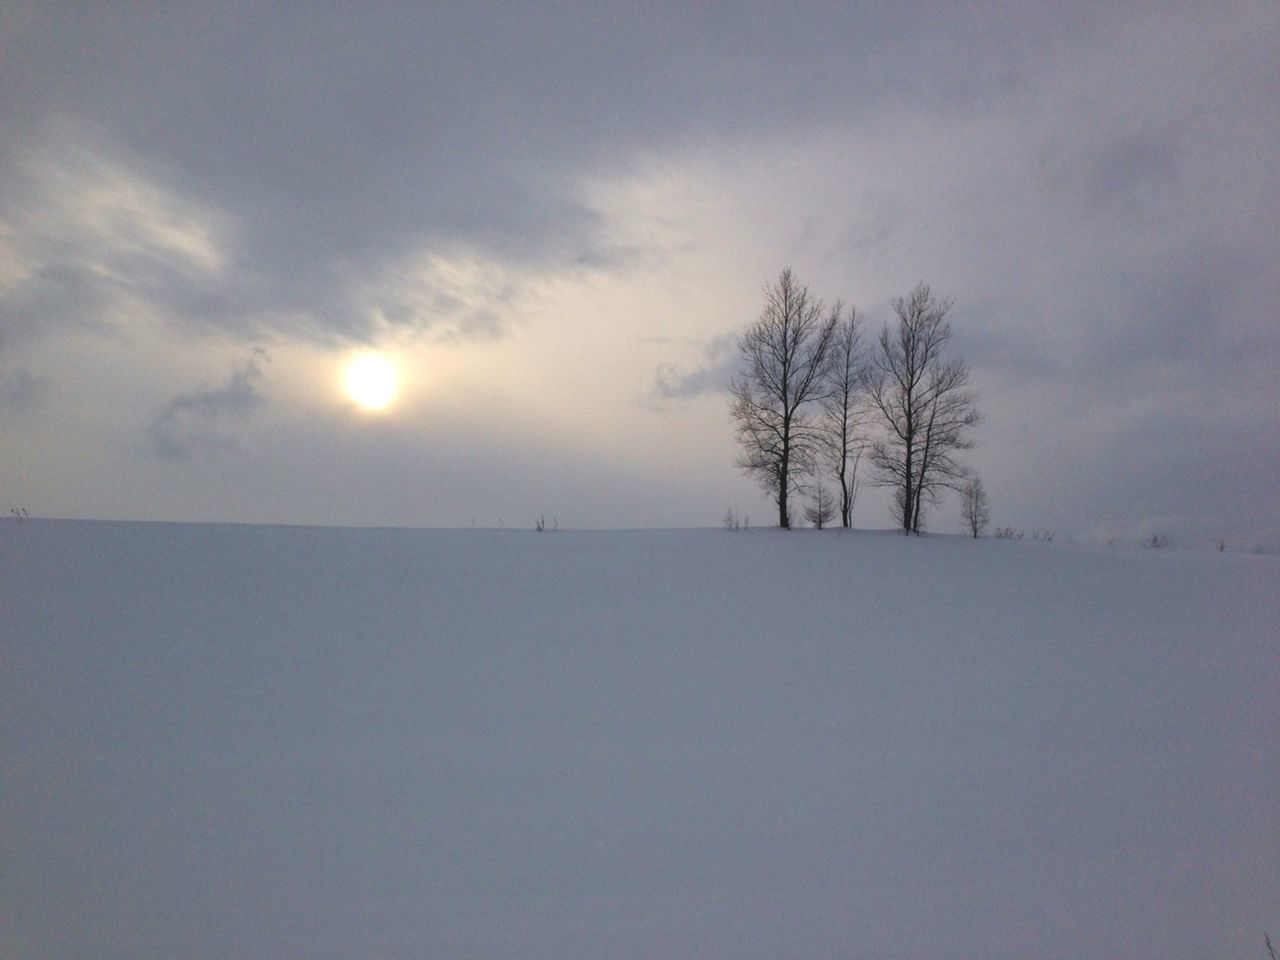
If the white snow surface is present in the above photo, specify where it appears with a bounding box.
[1,520,1276,960]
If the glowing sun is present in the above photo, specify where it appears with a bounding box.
[343,353,399,411]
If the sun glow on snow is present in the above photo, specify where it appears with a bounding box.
[343,353,400,411]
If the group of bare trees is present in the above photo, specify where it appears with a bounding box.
[730,269,983,534]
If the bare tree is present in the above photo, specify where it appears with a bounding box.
[866,283,980,534]
[820,306,867,527]
[804,481,837,529]
[960,476,990,538]
[730,269,839,528]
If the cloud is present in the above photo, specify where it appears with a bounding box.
[0,367,50,413]
[0,3,1108,355]
[0,130,640,352]
[653,334,736,400]
[1038,123,1184,212]
[355,249,524,345]
[147,355,267,460]
[0,139,237,350]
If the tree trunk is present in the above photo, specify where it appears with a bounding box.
[778,414,792,528]
[778,445,790,528]
[901,439,914,533]
[840,435,853,528]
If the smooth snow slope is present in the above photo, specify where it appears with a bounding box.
[1,521,1276,960]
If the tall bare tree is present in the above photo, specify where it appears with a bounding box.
[730,269,839,529]
[866,283,980,534]
[960,476,990,538]
[820,306,866,528]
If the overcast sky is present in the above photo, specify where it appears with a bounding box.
[2,2,1277,545]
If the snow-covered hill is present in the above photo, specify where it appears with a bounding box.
[2,521,1276,960]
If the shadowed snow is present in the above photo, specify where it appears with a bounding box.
[1,522,1275,959]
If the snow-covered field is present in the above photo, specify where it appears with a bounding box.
[2,520,1276,960]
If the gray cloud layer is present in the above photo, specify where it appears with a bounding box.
[0,3,1152,345]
